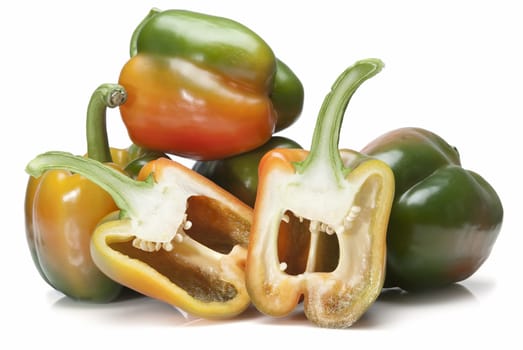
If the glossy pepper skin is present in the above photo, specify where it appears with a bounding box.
[246,59,394,328]
[193,136,302,207]
[25,166,121,301]
[26,152,253,319]
[118,8,304,160]
[271,60,305,132]
[24,84,167,302]
[362,127,503,291]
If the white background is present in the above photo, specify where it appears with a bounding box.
[2,0,521,348]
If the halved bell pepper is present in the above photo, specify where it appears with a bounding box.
[26,151,253,318]
[118,8,304,160]
[245,59,395,328]
[362,127,503,290]
[193,136,302,207]
[24,84,168,302]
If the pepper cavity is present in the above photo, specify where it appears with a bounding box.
[106,195,251,304]
[102,193,251,306]
[274,172,383,279]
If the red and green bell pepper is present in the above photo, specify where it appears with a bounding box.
[118,8,304,160]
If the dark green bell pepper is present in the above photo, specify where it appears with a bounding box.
[362,127,503,291]
[193,136,301,207]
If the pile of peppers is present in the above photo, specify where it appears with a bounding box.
[24,8,503,329]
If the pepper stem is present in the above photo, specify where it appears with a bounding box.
[129,8,161,57]
[296,59,384,183]
[26,151,151,219]
[86,84,127,163]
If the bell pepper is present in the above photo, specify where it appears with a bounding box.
[193,136,302,207]
[24,84,125,302]
[24,84,167,302]
[118,8,304,160]
[26,151,253,318]
[362,127,503,291]
[245,59,395,328]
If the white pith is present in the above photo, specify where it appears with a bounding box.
[126,167,222,252]
[257,164,381,290]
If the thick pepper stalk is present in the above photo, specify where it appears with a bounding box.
[362,127,503,290]
[26,151,253,318]
[245,59,395,328]
[118,8,304,160]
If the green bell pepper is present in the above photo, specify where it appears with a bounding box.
[193,136,302,207]
[362,127,503,290]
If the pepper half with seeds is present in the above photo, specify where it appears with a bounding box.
[245,59,394,328]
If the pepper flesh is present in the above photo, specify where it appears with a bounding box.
[26,153,252,318]
[245,59,394,328]
[119,8,304,160]
[362,127,503,290]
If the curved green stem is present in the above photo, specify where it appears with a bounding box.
[86,84,127,163]
[26,151,151,218]
[129,8,161,57]
[296,59,384,183]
